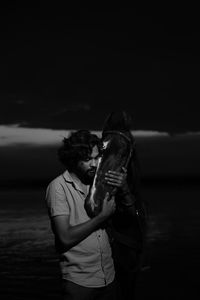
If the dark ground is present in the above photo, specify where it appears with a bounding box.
[0,181,199,299]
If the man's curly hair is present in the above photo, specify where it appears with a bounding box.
[58,130,101,172]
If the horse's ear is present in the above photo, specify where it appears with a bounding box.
[102,111,133,132]
[102,112,112,132]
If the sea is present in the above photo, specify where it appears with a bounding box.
[0,181,199,299]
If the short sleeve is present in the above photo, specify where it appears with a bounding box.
[45,180,70,217]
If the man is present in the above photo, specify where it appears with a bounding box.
[45,130,118,300]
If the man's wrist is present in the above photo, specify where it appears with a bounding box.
[120,193,136,207]
[95,212,108,224]
[121,190,131,197]
[121,200,135,207]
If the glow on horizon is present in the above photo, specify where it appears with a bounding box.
[0,124,170,146]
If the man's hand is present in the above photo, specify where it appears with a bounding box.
[105,168,137,213]
[98,192,116,219]
[105,168,129,193]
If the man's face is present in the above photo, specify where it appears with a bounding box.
[76,145,99,184]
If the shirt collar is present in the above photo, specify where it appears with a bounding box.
[62,170,89,195]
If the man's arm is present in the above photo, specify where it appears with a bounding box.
[51,194,115,252]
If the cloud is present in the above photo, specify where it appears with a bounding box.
[132,130,169,138]
[51,103,91,116]
[0,125,67,146]
[180,131,200,137]
[0,124,170,146]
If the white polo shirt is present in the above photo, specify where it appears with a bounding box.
[45,170,115,288]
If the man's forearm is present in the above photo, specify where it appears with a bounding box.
[61,214,107,251]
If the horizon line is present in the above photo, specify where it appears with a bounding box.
[0,124,199,146]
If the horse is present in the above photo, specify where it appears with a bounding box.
[84,111,147,299]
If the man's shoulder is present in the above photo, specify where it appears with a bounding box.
[47,173,66,189]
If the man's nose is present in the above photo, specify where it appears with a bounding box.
[91,158,98,167]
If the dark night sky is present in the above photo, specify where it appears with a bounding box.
[1,3,200,133]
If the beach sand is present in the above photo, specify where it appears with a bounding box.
[0,183,199,299]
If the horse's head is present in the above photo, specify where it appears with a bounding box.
[84,129,134,218]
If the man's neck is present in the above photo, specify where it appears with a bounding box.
[70,172,90,193]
